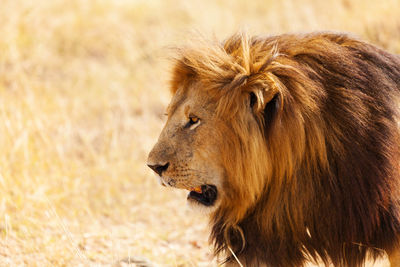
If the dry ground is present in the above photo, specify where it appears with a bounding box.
[0,0,399,266]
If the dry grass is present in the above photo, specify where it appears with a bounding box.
[0,0,399,266]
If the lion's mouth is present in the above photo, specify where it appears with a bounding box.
[187,184,217,206]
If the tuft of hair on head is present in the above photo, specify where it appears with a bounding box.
[169,31,283,121]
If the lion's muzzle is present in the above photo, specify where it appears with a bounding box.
[147,162,169,177]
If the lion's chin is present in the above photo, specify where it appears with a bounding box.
[187,197,220,214]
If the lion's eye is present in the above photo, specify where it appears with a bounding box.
[189,116,199,124]
[185,115,201,130]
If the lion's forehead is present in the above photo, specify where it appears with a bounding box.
[168,93,217,120]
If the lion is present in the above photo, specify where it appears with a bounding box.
[147,32,400,267]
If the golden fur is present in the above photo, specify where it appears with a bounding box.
[148,32,400,266]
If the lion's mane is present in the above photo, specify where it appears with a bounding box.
[170,32,400,267]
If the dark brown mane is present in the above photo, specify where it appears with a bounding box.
[170,32,400,267]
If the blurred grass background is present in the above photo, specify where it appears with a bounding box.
[0,0,399,266]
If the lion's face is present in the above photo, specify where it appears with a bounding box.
[147,84,227,211]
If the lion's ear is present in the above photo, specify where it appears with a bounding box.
[249,90,265,113]
[249,89,281,128]
[249,90,280,113]
[249,92,257,109]
[263,93,280,126]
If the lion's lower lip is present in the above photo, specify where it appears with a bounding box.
[187,184,217,206]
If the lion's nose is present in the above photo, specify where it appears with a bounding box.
[147,162,169,176]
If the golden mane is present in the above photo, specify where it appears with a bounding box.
[169,32,400,266]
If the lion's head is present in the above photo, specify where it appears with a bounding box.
[147,34,279,218]
[147,32,400,266]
